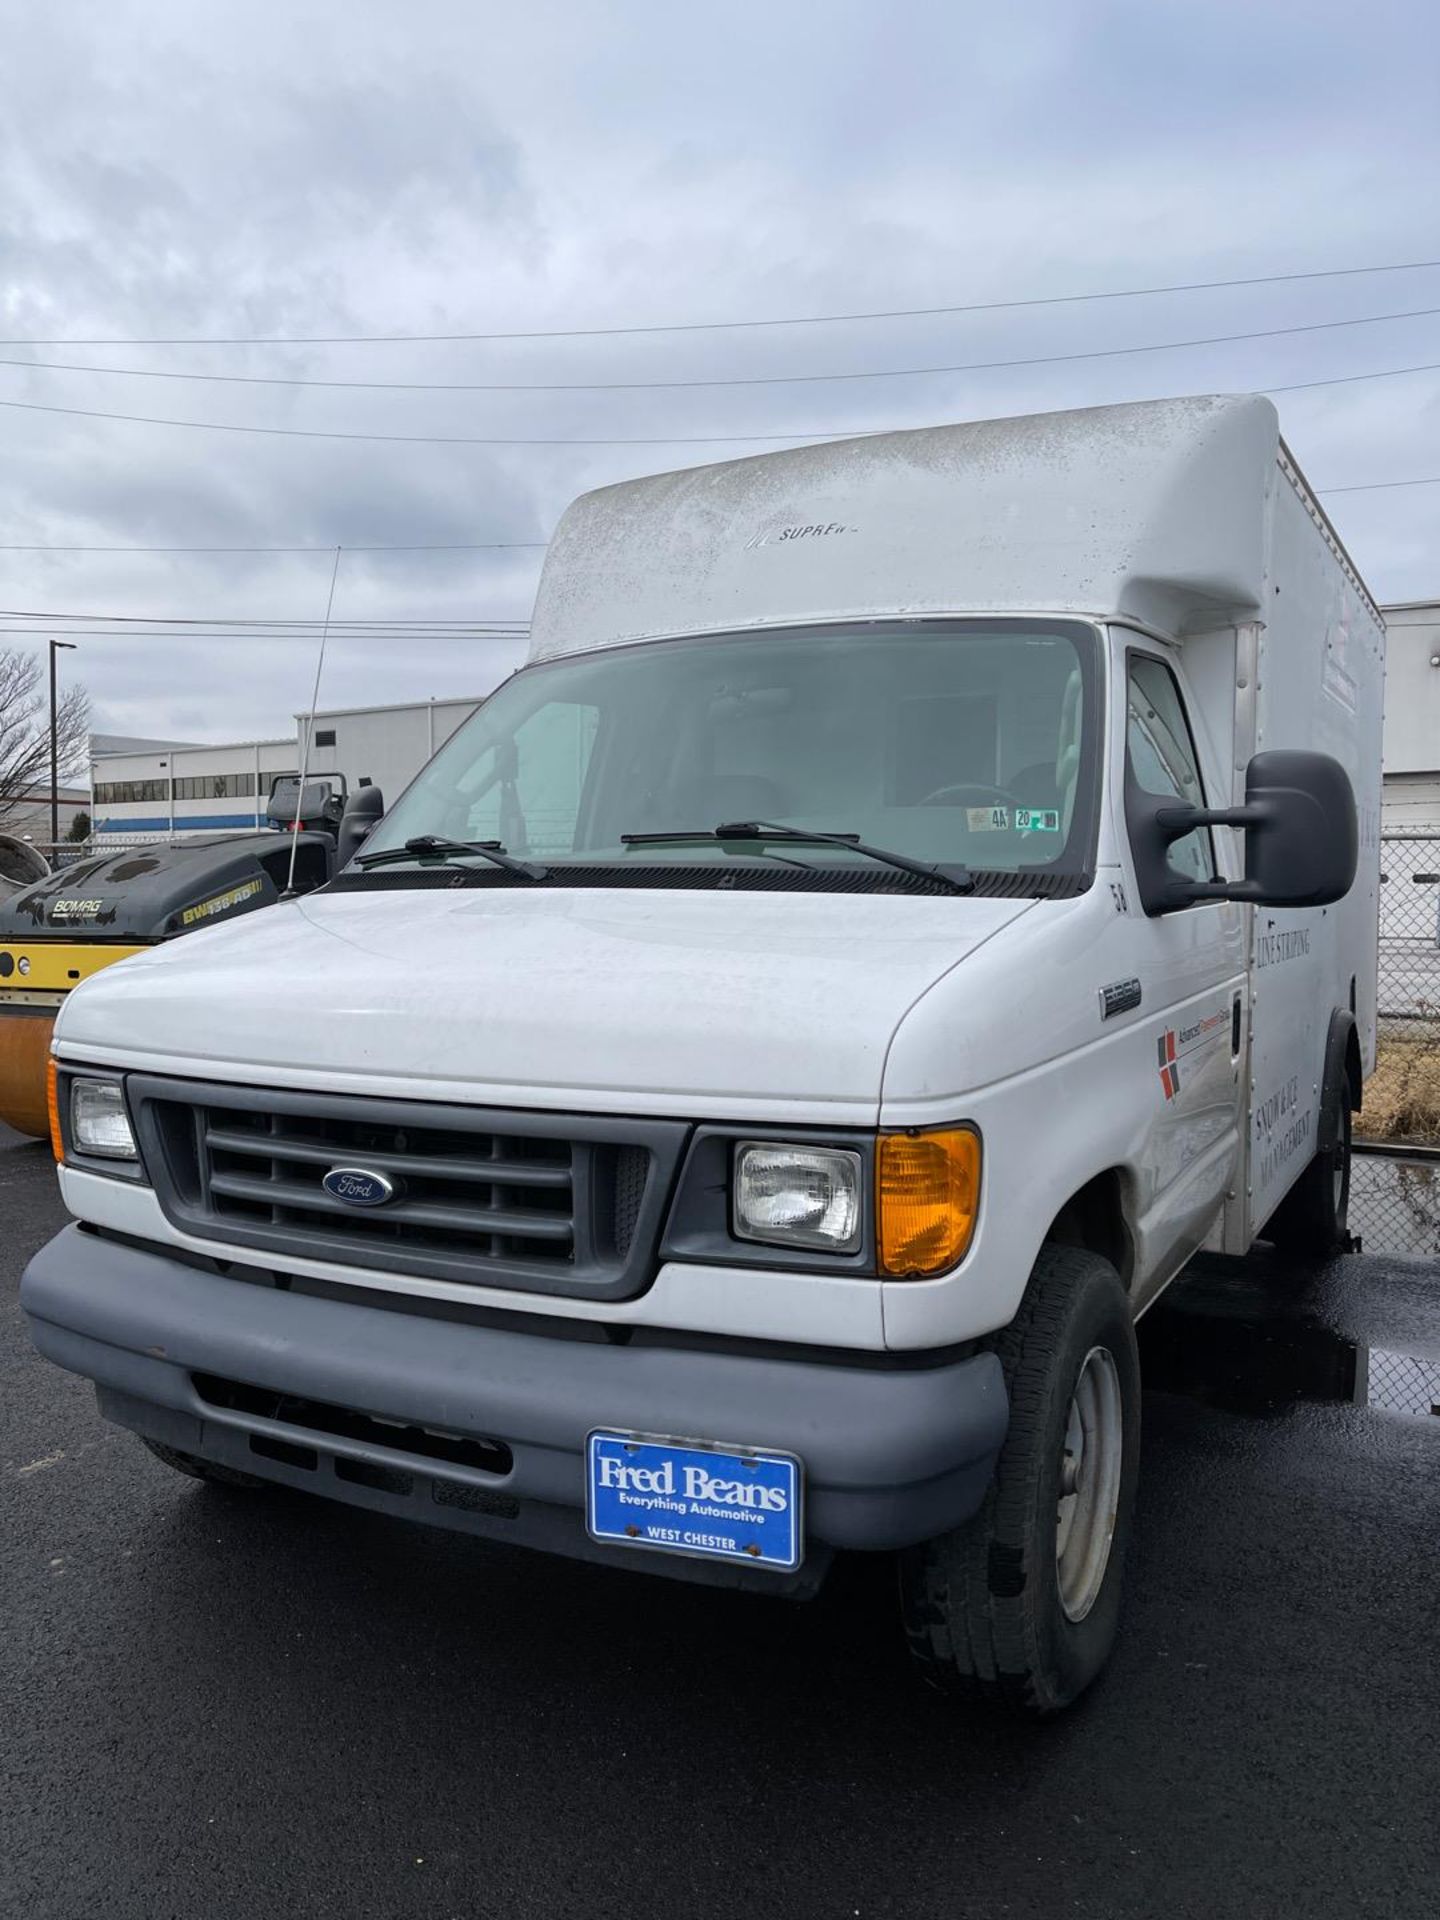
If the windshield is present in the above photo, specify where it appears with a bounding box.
[356,621,1100,890]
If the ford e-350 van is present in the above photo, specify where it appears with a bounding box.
[22,395,1382,1714]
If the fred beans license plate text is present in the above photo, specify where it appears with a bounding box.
[586,1432,802,1571]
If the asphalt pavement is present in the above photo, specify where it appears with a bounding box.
[3,1119,1438,1920]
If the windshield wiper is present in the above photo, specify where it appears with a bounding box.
[354,834,549,881]
[620,821,974,895]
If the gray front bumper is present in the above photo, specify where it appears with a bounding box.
[22,1225,1008,1585]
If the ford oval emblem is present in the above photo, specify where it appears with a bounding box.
[322,1166,397,1207]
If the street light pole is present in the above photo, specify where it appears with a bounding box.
[49,640,77,847]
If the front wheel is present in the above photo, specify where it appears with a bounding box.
[900,1245,1140,1717]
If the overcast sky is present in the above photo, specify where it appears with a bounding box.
[1,0,1438,748]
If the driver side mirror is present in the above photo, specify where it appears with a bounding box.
[1128,749,1357,917]
[337,785,385,868]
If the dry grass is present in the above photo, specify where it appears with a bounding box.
[1357,1032,1440,1145]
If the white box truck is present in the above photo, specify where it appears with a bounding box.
[22,394,1383,1714]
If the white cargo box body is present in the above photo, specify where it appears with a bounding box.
[1223,450,1383,1246]
[534,394,1385,1257]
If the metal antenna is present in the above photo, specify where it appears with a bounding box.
[285,545,342,897]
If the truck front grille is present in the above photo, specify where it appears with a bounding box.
[130,1075,687,1301]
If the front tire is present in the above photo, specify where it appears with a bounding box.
[900,1245,1140,1718]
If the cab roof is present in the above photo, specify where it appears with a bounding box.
[528,393,1284,661]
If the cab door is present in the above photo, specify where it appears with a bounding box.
[1117,645,1246,1305]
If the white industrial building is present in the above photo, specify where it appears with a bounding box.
[298,694,482,807]
[92,735,303,836]
[1379,602,1440,832]
[90,695,485,838]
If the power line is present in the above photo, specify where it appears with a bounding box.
[0,474,1431,576]
[3,463,1436,636]
[0,637,533,652]
[1269,362,1440,396]
[0,634,529,643]
[1319,474,1440,495]
[2,479,1435,621]
[0,392,853,445]
[0,607,527,626]
[0,472,1432,574]
[0,641,537,648]
[2,257,1438,346]
[4,303,1438,393]
[0,541,546,553]
[3,357,1440,448]
[0,610,530,642]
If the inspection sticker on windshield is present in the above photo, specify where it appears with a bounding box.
[586,1431,803,1571]
[1015,808,1060,832]
[966,806,1010,831]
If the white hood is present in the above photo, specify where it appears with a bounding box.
[55,885,1033,1122]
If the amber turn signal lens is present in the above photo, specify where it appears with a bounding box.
[877,1127,981,1277]
[46,1057,64,1164]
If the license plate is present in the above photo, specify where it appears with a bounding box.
[585,1431,803,1572]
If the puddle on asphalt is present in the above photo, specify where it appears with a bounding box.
[1141,1271,1440,1420]
[1348,1150,1440,1259]
[1141,1151,1440,1421]
[1140,1277,1433,1417]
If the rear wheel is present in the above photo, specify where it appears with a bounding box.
[900,1245,1140,1717]
[141,1437,269,1489]
[1265,1067,1353,1259]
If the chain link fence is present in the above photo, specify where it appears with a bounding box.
[1362,1343,1440,1416]
[1379,832,1440,1021]
[1349,1146,1440,1257]
[1363,834,1440,1145]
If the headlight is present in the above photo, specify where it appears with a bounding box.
[70,1077,138,1160]
[733,1143,863,1252]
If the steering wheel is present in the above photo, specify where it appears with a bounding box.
[917,782,1021,811]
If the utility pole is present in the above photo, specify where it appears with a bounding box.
[49,640,77,846]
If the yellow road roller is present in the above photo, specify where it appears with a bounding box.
[0,821,340,1138]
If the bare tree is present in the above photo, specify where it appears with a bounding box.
[0,648,91,829]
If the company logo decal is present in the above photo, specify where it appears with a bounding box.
[1254,1075,1312,1190]
[1157,1032,1181,1100]
[322,1166,397,1207]
[595,1454,790,1515]
[742,521,855,550]
[1256,926,1311,970]
[180,877,264,926]
[1157,1009,1229,1101]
